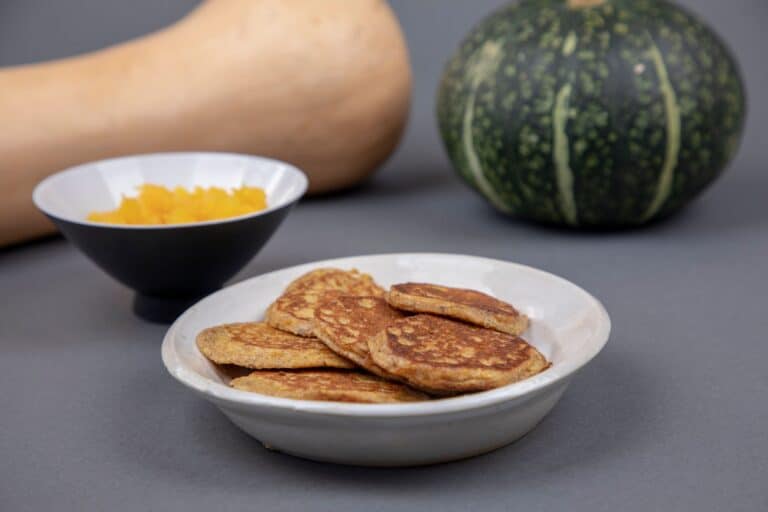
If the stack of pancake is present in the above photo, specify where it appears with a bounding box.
[197,268,549,403]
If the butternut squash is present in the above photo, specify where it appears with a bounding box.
[0,0,411,246]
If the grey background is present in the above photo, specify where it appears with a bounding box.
[1,0,766,510]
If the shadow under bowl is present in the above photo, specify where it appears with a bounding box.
[33,152,308,322]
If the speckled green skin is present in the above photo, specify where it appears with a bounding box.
[437,0,746,227]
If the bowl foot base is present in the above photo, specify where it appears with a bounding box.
[133,291,218,324]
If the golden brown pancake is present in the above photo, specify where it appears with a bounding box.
[266,268,384,336]
[230,370,429,403]
[197,322,354,370]
[368,314,548,394]
[387,283,529,335]
[313,295,404,377]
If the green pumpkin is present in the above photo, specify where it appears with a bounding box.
[437,0,746,227]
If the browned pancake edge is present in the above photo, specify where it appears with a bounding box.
[387,283,529,335]
[197,322,354,369]
[230,370,429,403]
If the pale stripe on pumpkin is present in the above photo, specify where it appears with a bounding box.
[551,31,580,226]
[553,83,578,225]
[462,40,513,213]
[643,33,681,221]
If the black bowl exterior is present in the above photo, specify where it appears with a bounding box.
[47,204,294,298]
[132,293,213,324]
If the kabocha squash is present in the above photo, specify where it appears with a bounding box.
[0,0,411,246]
[437,0,746,227]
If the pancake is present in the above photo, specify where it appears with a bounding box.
[368,314,548,394]
[230,370,429,403]
[313,295,404,377]
[197,322,354,370]
[387,283,529,335]
[266,268,384,336]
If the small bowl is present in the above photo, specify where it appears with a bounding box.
[33,152,307,322]
[162,253,611,466]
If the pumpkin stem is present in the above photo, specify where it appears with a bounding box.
[567,0,606,8]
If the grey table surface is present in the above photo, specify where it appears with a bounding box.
[1,1,767,510]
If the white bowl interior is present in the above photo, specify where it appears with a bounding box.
[33,152,308,225]
[163,253,611,416]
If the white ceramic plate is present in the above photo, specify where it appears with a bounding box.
[162,253,610,466]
